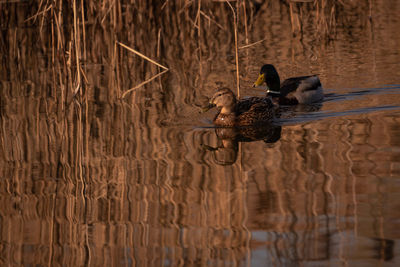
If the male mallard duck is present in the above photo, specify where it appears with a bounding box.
[253,64,324,105]
[205,87,274,127]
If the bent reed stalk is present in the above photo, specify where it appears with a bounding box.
[117,42,169,98]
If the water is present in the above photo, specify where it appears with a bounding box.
[1,1,400,266]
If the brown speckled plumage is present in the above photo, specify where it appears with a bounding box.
[209,88,274,127]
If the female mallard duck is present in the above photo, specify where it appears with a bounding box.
[253,64,324,105]
[206,87,274,127]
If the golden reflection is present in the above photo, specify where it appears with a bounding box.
[1,0,400,266]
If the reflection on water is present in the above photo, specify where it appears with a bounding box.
[1,0,400,266]
[202,125,282,165]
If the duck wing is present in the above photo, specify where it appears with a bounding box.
[280,75,321,96]
[235,97,272,115]
[236,98,274,125]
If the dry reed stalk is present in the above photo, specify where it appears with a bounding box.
[73,0,81,94]
[71,3,89,259]
[239,38,267,49]
[197,0,202,75]
[189,17,200,30]
[101,0,114,25]
[122,70,169,98]
[53,7,63,51]
[226,0,240,98]
[51,1,67,111]
[117,42,168,70]
[289,2,295,34]
[51,7,55,82]
[24,4,52,22]
[242,0,248,46]
[117,42,169,98]
[113,41,121,98]
[79,0,90,199]
[161,0,169,10]
[157,28,163,88]
[289,2,303,36]
[200,10,225,31]
[81,0,87,66]
[67,41,73,99]
[178,0,194,14]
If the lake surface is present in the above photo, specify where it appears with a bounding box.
[1,1,400,266]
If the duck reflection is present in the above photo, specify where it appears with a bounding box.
[275,102,323,120]
[202,124,281,165]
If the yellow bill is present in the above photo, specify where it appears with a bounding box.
[253,73,265,87]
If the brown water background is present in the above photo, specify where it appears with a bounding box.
[1,1,400,266]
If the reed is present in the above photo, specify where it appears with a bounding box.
[117,41,169,98]
[6,1,371,85]
[286,0,370,39]
[1,0,372,137]
[226,0,241,98]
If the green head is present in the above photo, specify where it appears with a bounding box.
[253,64,281,93]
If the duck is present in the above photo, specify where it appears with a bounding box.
[253,64,324,105]
[205,87,274,127]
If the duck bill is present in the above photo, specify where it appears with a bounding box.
[202,102,216,112]
[253,73,265,87]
